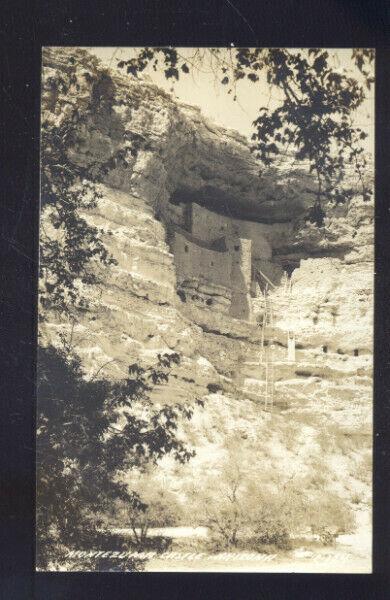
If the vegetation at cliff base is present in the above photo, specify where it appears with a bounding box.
[36,346,195,570]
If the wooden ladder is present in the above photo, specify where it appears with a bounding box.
[256,269,299,410]
[260,287,275,412]
[264,292,275,411]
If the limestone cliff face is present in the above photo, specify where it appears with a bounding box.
[40,48,373,514]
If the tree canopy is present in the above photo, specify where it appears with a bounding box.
[40,84,117,316]
[37,345,197,570]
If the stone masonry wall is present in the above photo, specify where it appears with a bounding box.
[172,230,231,289]
[190,202,274,260]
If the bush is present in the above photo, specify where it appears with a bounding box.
[252,512,292,551]
[206,505,247,550]
[204,492,293,552]
[318,530,337,547]
[207,383,223,394]
[196,445,355,553]
[306,493,355,545]
[201,456,296,552]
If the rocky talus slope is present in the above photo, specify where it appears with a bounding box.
[40,48,373,531]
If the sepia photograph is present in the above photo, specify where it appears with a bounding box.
[37,46,374,573]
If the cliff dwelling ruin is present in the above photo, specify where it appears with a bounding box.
[166,199,298,324]
[39,47,373,418]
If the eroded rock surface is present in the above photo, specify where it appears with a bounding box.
[40,48,373,520]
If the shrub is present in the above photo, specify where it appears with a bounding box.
[252,514,292,551]
[306,492,355,545]
[248,485,308,551]
[204,462,247,550]
[201,455,297,552]
[207,383,223,394]
[206,504,247,550]
[351,492,363,505]
[204,490,294,552]
[197,445,355,552]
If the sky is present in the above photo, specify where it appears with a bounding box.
[89,47,374,156]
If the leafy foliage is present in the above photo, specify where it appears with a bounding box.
[36,345,195,570]
[195,449,354,552]
[250,49,373,223]
[306,492,355,546]
[40,66,117,316]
